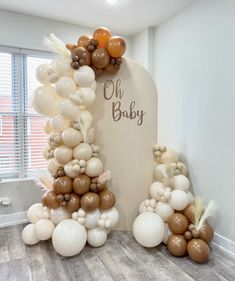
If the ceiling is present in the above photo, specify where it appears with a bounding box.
[0,0,197,35]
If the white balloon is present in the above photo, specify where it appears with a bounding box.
[173,175,190,191]
[187,191,194,204]
[64,161,80,179]
[50,207,71,224]
[52,219,87,257]
[87,228,107,247]
[90,81,97,91]
[149,182,165,201]
[27,203,44,223]
[155,202,174,222]
[43,119,53,134]
[55,77,76,98]
[73,87,96,107]
[85,157,103,177]
[169,190,189,211]
[50,115,69,132]
[52,57,74,77]
[62,128,82,148]
[32,86,59,116]
[22,224,40,245]
[36,63,52,85]
[54,145,73,165]
[160,149,179,164]
[85,209,101,229]
[73,143,93,161]
[163,223,173,244]
[138,201,148,213]
[34,219,55,240]
[47,158,61,176]
[101,207,119,228]
[60,100,80,121]
[73,66,95,87]
[133,212,164,247]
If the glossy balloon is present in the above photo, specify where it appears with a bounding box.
[87,228,107,247]
[155,202,174,222]
[73,174,91,195]
[73,143,93,161]
[73,66,95,87]
[53,176,72,194]
[55,77,76,98]
[167,235,187,257]
[107,36,126,58]
[62,128,82,148]
[184,204,195,223]
[67,193,80,212]
[42,191,60,209]
[27,203,44,223]
[85,157,103,177]
[99,190,116,210]
[22,224,40,245]
[54,145,73,165]
[52,57,74,77]
[169,190,189,211]
[34,219,55,240]
[59,100,80,121]
[80,192,100,212]
[50,114,69,132]
[187,239,210,263]
[36,64,52,85]
[73,87,96,107]
[50,207,71,224]
[91,48,110,69]
[173,175,190,191]
[72,47,91,66]
[93,27,111,48]
[168,213,189,234]
[77,34,92,48]
[85,209,101,229]
[199,224,214,243]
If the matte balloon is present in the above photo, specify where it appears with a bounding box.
[90,81,97,91]
[101,207,119,228]
[54,145,73,165]
[55,77,76,98]
[36,64,52,85]
[85,209,101,229]
[59,100,80,121]
[169,190,189,211]
[62,127,82,147]
[42,191,60,209]
[64,161,80,179]
[85,157,103,177]
[163,223,173,244]
[107,36,126,58]
[53,176,72,194]
[184,204,195,223]
[52,57,74,77]
[73,174,91,195]
[173,175,190,191]
[153,164,174,185]
[87,228,107,247]
[168,213,189,234]
[149,181,165,201]
[22,224,40,245]
[80,192,100,212]
[155,202,174,222]
[77,34,92,48]
[160,149,179,164]
[187,239,210,263]
[99,190,116,210]
[43,119,53,134]
[93,27,111,48]
[73,87,96,107]
[47,158,61,176]
[27,203,44,223]
[133,212,165,247]
[167,235,187,257]
[50,207,71,224]
[91,48,110,69]
[67,193,80,212]
[34,219,55,240]
[50,114,69,132]
[73,66,95,87]
[73,143,93,161]
[199,223,214,243]
[52,219,87,257]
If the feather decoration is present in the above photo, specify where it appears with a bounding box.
[43,33,71,58]
[39,176,53,191]
[33,169,53,191]
[98,170,112,184]
[194,196,203,228]
[79,113,93,143]
[197,200,218,230]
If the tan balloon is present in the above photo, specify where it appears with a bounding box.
[99,190,116,210]
[77,34,92,48]
[199,224,214,243]
[73,174,91,195]
[53,176,73,194]
[168,213,189,235]
[42,191,60,209]
[167,235,187,257]
[81,192,100,212]
[184,204,195,223]
[187,239,210,263]
[67,193,80,212]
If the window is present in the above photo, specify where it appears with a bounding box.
[0,47,53,179]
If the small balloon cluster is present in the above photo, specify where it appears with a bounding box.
[133,145,217,263]
[66,27,126,76]
[22,30,120,257]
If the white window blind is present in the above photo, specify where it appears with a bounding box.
[0,48,52,179]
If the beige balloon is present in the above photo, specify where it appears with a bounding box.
[85,157,103,177]
[73,143,93,161]
[54,145,73,165]
[62,128,83,148]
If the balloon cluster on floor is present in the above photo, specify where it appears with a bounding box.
[22,29,122,257]
[133,145,217,263]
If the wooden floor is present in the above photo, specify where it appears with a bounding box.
[0,224,235,281]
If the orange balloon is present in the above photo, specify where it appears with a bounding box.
[107,36,126,58]
[93,27,111,48]
[77,34,92,48]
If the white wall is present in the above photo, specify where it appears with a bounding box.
[155,0,235,242]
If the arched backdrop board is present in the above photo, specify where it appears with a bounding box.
[90,58,157,231]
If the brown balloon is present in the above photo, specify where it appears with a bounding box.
[66,193,80,212]
[77,34,92,48]
[91,65,103,77]
[73,174,91,195]
[184,204,195,223]
[80,192,100,212]
[199,223,214,243]
[53,176,72,195]
[167,235,187,257]
[66,43,77,52]
[42,191,60,209]
[168,213,189,235]
[105,63,118,75]
[187,239,210,263]
[93,27,111,48]
[107,36,126,58]
[72,47,91,66]
[91,48,110,69]
[99,190,116,210]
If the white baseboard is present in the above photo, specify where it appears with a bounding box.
[0,211,29,228]
[212,232,235,257]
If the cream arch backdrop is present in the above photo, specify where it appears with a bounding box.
[90,58,157,231]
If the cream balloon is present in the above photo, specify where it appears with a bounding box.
[90,81,97,91]
[36,63,52,85]
[52,57,74,77]
[73,143,93,161]
[47,158,61,176]
[55,77,76,98]
[173,175,190,191]
[138,200,148,213]
[160,149,179,164]
[73,87,96,107]
[154,164,174,183]
[87,228,107,247]
[50,207,71,224]
[50,115,69,132]
[27,203,44,223]
[73,66,95,87]
[133,212,164,247]
[43,119,53,134]
[62,128,82,148]
[149,182,165,201]
[85,157,103,177]
[155,202,174,222]
[22,224,40,245]
[52,219,87,257]
[101,207,119,228]
[32,86,59,116]
[163,223,173,244]
[64,161,80,179]
[187,191,194,204]
[85,209,101,229]
[169,190,189,211]
[60,100,80,121]
[54,145,73,165]
[34,219,55,240]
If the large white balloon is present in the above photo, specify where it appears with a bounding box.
[72,87,96,107]
[85,209,101,229]
[50,207,71,224]
[73,66,95,87]
[52,219,87,257]
[50,115,69,132]
[173,175,190,191]
[62,128,82,148]
[155,202,174,222]
[55,77,76,98]
[43,119,53,134]
[52,57,74,77]
[36,64,52,85]
[60,100,80,121]
[32,86,59,116]
[34,219,55,240]
[169,190,189,211]
[73,143,93,161]
[47,158,61,176]
[54,145,73,165]
[87,228,107,247]
[133,212,164,247]
[149,181,165,201]
[101,207,119,229]
[22,224,40,245]
[85,157,103,177]
[27,203,44,223]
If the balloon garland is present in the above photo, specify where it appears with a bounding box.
[22,27,126,257]
[133,144,218,263]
